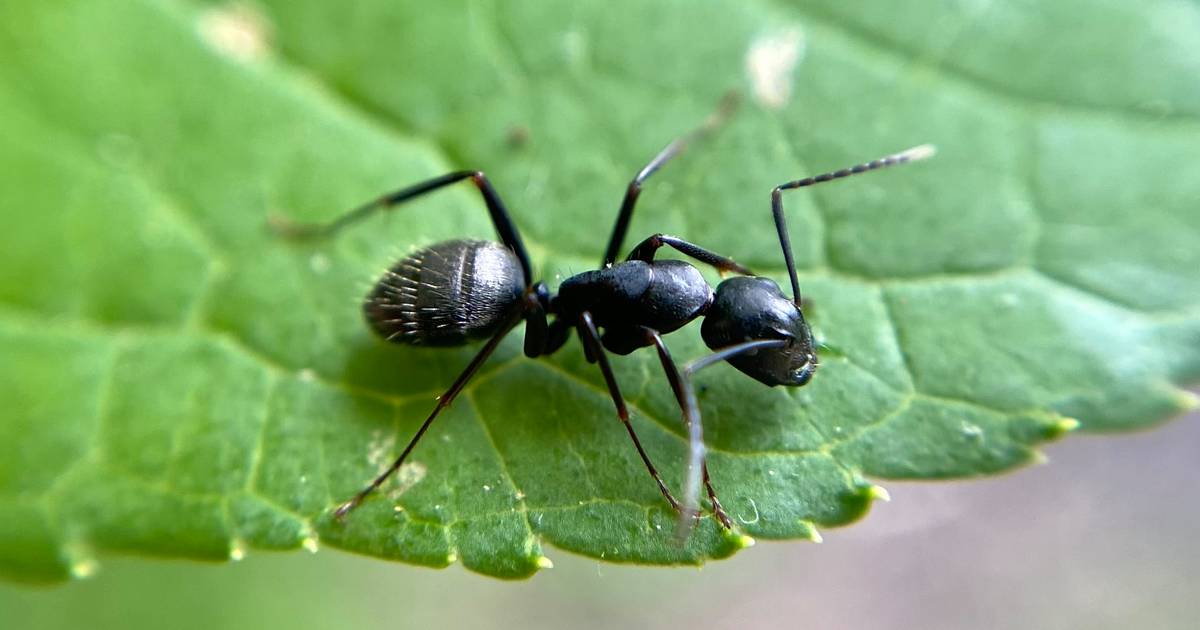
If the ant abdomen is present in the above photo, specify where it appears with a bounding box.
[363,239,525,346]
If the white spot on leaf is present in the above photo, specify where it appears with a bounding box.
[562,30,588,67]
[745,28,805,109]
[366,429,397,475]
[387,462,427,500]
[199,3,273,63]
[309,253,330,274]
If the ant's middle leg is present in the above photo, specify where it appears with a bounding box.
[576,312,685,515]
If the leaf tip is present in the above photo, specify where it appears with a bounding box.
[1173,389,1199,412]
[229,539,247,562]
[866,484,892,503]
[535,555,555,569]
[734,534,756,549]
[1050,417,1081,438]
[798,520,823,544]
[69,558,99,580]
[300,534,320,554]
[64,540,99,580]
[446,552,458,565]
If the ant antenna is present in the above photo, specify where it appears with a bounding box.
[772,144,936,304]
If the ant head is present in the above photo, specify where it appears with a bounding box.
[700,276,817,387]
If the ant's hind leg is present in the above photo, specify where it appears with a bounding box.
[271,170,534,285]
[332,315,521,520]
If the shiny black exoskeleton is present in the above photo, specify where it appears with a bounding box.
[272,96,934,537]
[556,259,711,348]
[364,239,525,346]
[702,276,816,387]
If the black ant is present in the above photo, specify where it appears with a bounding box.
[272,96,934,538]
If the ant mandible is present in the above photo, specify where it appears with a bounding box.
[272,95,934,538]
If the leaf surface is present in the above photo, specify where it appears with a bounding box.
[0,0,1196,581]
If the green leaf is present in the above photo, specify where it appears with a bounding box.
[1,0,1196,581]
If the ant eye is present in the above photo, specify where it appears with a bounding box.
[791,355,817,385]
